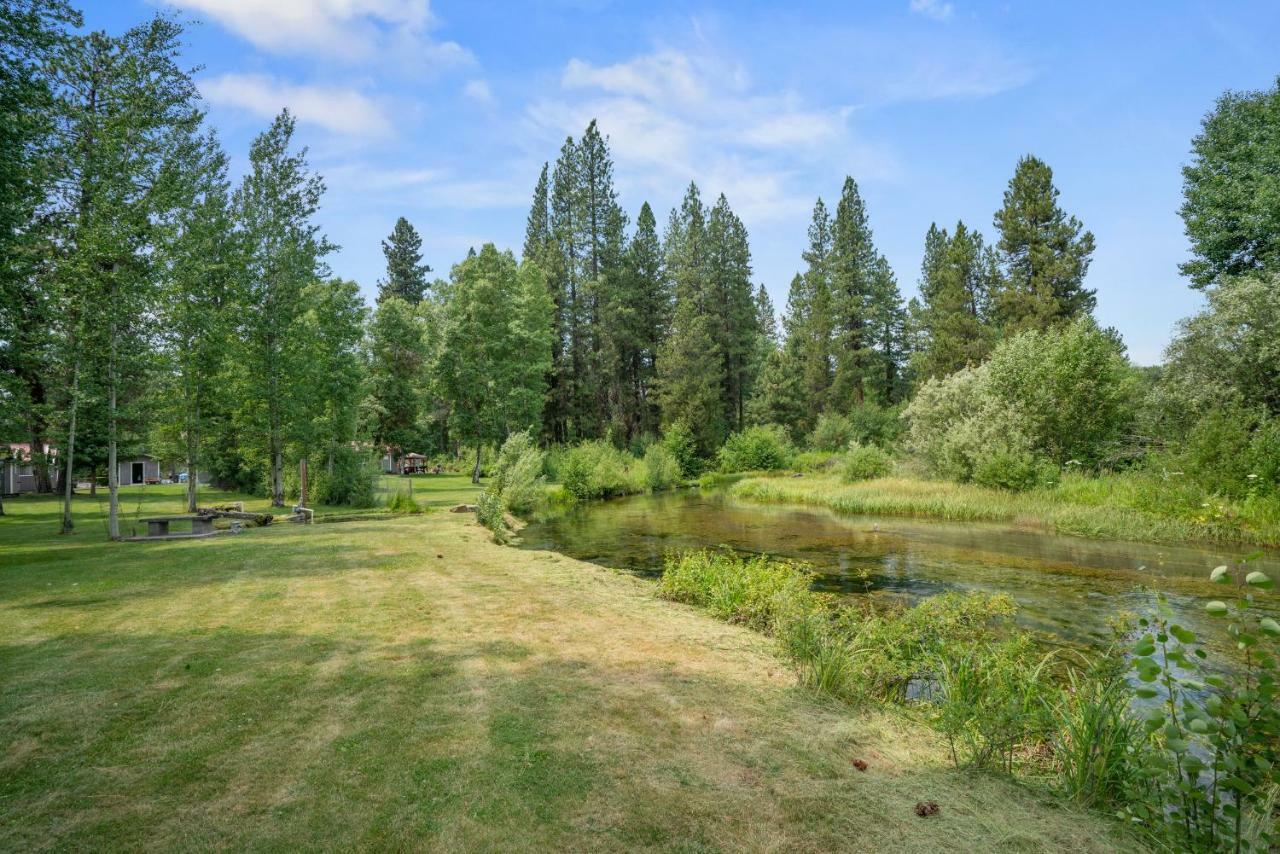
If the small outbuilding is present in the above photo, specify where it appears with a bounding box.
[402,452,428,474]
[2,443,60,495]
[117,454,162,486]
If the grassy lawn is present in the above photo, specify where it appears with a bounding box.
[1,486,1138,851]
[733,473,1280,548]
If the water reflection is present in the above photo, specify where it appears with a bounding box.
[518,490,1280,648]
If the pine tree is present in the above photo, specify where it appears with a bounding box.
[864,255,909,404]
[991,155,1096,333]
[546,136,578,441]
[789,200,835,420]
[365,295,427,469]
[912,221,998,380]
[705,193,758,432]
[828,177,879,409]
[523,162,549,261]
[603,200,667,440]
[377,216,430,304]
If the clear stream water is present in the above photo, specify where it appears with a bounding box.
[518,489,1280,650]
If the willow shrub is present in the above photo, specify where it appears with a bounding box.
[838,442,892,482]
[717,424,793,473]
[658,549,825,633]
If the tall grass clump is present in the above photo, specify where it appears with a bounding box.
[491,430,546,515]
[1048,660,1148,809]
[642,444,683,491]
[658,549,825,633]
[385,489,423,514]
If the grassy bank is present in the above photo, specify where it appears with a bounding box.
[0,488,1136,850]
[731,473,1280,547]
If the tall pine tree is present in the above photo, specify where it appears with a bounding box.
[377,216,429,304]
[911,221,998,380]
[991,155,1096,333]
[828,177,880,410]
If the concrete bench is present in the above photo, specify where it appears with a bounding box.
[141,516,214,537]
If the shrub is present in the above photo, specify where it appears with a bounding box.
[552,440,645,500]
[661,420,700,477]
[808,413,854,452]
[1182,406,1280,499]
[475,487,509,542]
[717,424,793,472]
[848,402,901,448]
[791,450,840,473]
[838,442,892,482]
[658,549,825,633]
[643,444,683,491]
[1050,660,1148,809]
[492,431,546,515]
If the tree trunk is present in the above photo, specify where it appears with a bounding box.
[60,358,81,534]
[472,443,482,484]
[107,324,120,541]
[185,421,198,513]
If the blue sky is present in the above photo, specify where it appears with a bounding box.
[86,0,1280,364]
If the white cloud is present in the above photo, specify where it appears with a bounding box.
[201,73,393,138]
[909,0,955,21]
[463,79,494,104]
[163,0,472,67]
[562,51,709,105]
[528,48,893,223]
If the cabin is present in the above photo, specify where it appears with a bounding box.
[116,454,162,486]
[1,443,60,495]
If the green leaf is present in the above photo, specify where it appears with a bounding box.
[1189,718,1209,733]
[1210,565,1230,584]
[1260,617,1280,637]
[1205,600,1228,616]
[1134,687,1159,699]
[1170,624,1197,644]
[1165,737,1190,754]
[1245,571,1273,590]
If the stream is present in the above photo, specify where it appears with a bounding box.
[519,489,1280,649]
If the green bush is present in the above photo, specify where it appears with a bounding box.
[808,413,854,452]
[658,549,825,633]
[848,402,901,448]
[475,488,508,542]
[284,447,378,507]
[643,444,683,491]
[492,431,546,515]
[1181,406,1280,499]
[791,450,840,473]
[661,420,700,477]
[550,440,645,500]
[717,424,793,472]
[838,442,892,482]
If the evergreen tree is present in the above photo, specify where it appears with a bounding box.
[705,193,758,432]
[365,295,427,468]
[522,162,549,261]
[603,200,667,440]
[991,155,1096,333]
[377,216,430,304]
[437,246,552,482]
[828,177,879,409]
[912,221,998,380]
[787,200,835,422]
[232,110,334,507]
[545,136,577,441]
[864,255,909,404]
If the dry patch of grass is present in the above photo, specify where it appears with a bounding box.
[1,490,1139,851]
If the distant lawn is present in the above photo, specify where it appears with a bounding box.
[1,488,1139,851]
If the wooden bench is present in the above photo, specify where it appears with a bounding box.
[140,515,215,537]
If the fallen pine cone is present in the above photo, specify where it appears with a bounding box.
[851,759,868,772]
[914,800,940,817]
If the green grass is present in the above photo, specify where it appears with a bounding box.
[1,486,1141,851]
[731,473,1280,547]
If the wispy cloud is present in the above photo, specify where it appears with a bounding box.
[463,79,494,104]
[163,0,473,69]
[528,48,894,223]
[201,73,393,138]
[909,0,955,22]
